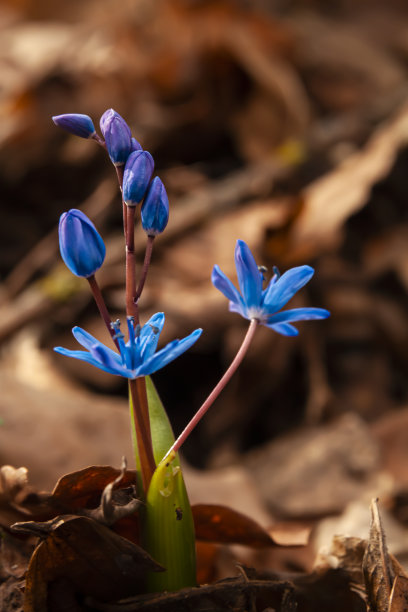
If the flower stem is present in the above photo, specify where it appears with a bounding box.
[135,235,155,303]
[121,174,156,490]
[129,379,156,492]
[125,205,139,321]
[115,165,128,240]
[91,133,107,149]
[87,275,119,350]
[166,319,259,458]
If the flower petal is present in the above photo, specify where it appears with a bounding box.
[54,347,126,376]
[137,329,202,376]
[235,240,262,309]
[211,265,244,307]
[262,266,314,313]
[90,344,130,376]
[138,312,165,361]
[228,301,247,319]
[267,307,330,325]
[265,322,299,336]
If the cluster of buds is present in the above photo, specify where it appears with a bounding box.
[53,111,169,242]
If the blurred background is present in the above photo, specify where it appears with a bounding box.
[1,0,408,566]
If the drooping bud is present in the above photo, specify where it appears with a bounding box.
[123,150,154,206]
[52,114,96,139]
[59,209,105,277]
[141,177,169,236]
[100,109,132,166]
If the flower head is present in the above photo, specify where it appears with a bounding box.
[52,114,96,139]
[212,240,330,336]
[59,209,105,278]
[123,150,155,206]
[141,177,169,236]
[100,109,132,166]
[54,313,202,379]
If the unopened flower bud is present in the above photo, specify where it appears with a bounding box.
[100,109,132,166]
[130,137,143,153]
[52,114,96,139]
[123,150,154,206]
[141,177,169,236]
[59,209,105,277]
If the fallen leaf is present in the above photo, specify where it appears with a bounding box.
[268,522,312,547]
[363,498,408,612]
[363,498,395,611]
[20,515,163,611]
[49,465,138,513]
[192,503,277,548]
[285,102,408,263]
[389,574,408,612]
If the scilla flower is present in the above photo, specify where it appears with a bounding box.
[52,114,96,139]
[141,177,169,236]
[123,150,155,206]
[100,109,132,166]
[59,209,105,278]
[212,240,329,336]
[54,313,202,379]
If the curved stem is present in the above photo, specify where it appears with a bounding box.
[167,319,259,458]
[91,133,107,149]
[135,235,155,303]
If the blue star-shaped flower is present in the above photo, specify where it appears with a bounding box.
[54,313,202,379]
[212,240,330,336]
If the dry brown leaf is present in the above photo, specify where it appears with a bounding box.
[49,465,137,513]
[363,499,408,612]
[245,413,380,518]
[268,522,311,547]
[0,466,28,503]
[22,515,163,611]
[192,503,276,548]
[285,102,408,263]
[363,498,395,611]
[389,575,408,612]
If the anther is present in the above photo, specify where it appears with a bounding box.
[112,331,125,341]
[258,265,267,283]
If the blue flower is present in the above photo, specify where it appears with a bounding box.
[100,109,132,166]
[212,240,330,336]
[59,209,106,277]
[52,114,96,139]
[123,150,155,206]
[54,313,202,379]
[141,177,169,236]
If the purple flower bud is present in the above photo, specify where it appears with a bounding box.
[123,150,154,206]
[130,137,143,153]
[59,209,105,277]
[141,177,169,236]
[52,114,96,139]
[100,109,132,166]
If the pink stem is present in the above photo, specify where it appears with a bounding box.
[167,319,259,458]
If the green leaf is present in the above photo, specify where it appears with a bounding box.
[145,376,179,466]
[142,377,196,591]
[145,457,196,592]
